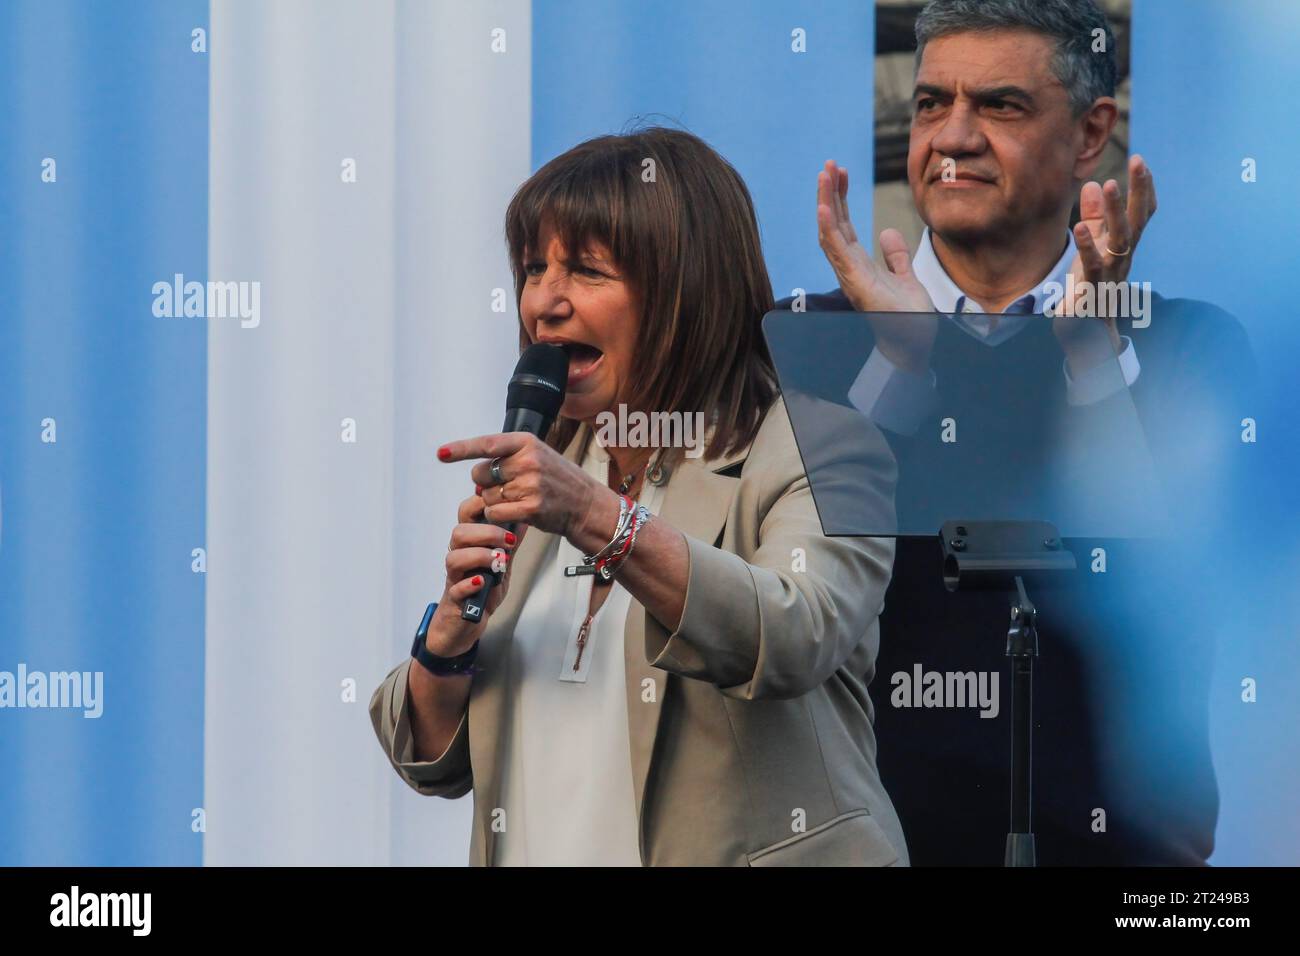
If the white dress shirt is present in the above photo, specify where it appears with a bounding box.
[494,434,666,866]
[847,228,1141,434]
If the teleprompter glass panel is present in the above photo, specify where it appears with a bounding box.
[762,310,1168,538]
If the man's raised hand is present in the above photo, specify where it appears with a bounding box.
[816,160,937,374]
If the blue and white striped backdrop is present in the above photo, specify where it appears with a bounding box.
[1,0,1296,866]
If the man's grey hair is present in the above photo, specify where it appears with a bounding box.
[915,0,1118,115]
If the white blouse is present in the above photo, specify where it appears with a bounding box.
[494,436,666,866]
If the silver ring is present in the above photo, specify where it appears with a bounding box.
[489,457,504,485]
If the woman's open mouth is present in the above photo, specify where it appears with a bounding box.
[562,343,605,386]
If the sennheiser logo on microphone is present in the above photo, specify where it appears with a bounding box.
[511,372,563,393]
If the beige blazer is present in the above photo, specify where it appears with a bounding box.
[370,394,908,866]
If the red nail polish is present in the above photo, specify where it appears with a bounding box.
[475,484,483,495]
[472,575,483,587]
[437,446,452,461]
[505,531,517,546]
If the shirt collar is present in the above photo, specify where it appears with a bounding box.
[912,228,1076,344]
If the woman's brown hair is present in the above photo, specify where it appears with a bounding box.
[504,126,778,468]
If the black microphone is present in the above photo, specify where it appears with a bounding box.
[461,343,569,623]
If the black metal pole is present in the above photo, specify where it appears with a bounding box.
[1005,575,1038,867]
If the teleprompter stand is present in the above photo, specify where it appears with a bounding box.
[939,520,1076,867]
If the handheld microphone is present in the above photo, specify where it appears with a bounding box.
[461,342,569,623]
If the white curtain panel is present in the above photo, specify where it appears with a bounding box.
[206,0,531,865]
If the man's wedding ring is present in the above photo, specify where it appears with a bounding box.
[489,457,505,485]
[1106,243,1131,257]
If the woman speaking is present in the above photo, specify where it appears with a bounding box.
[369,127,907,866]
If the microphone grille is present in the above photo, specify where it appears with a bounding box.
[507,342,568,418]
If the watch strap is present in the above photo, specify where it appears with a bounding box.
[410,602,479,676]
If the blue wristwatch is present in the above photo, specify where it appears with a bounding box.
[410,602,479,676]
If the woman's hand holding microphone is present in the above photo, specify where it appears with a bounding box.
[428,432,607,654]
[407,431,601,763]
[423,490,521,659]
